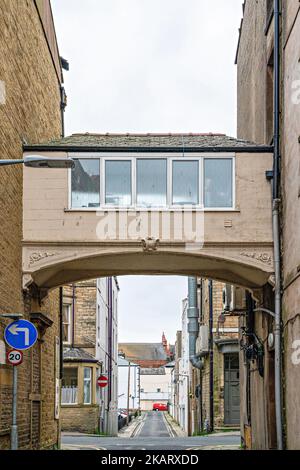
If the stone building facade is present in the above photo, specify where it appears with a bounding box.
[0,0,64,449]
[118,356,140,412]
[170,281,240,436]
[236,0,300,449]
[196,280,241,432]
[61,278,119,436]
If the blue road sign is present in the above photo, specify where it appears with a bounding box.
[4,320,38,350]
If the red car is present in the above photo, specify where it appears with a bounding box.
[153,403,168,411]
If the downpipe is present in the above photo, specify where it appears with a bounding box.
[273,199,283,450]
[273,0,284,451]
[188,278,204,370]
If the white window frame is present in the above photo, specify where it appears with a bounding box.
[103,158,133,208]
[67,153,236,212]
[61,367,78,405]
[170,158,201,208]
[62,303,72,345]
[136,157,168,208]
[69,157,101,210]
[83,367,92,405]
[203,156,236,211]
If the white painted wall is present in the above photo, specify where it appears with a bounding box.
[118,358,140,411]
[140,366,172,410]
[96,277,119,436]
[178,298,190,434]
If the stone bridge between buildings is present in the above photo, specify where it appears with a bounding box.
[22,133,274,298]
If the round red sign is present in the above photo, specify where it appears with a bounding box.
[7,350,23,366]
[97,375,108,388]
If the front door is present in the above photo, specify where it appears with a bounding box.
[224,353,240,426]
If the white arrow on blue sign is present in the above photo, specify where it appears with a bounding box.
[4,320,38,350]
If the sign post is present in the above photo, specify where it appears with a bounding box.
[2,315,38,450]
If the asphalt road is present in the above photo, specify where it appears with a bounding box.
[137,411,170,438]
[62,412,241,451]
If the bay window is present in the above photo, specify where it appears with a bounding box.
[172,160,199,205]
[61,368,78,405]
[71,159,100,208]
[105,160,132,206]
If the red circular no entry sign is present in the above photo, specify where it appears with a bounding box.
[97,375,108,388]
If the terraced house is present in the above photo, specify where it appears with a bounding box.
[0,0,67,449]
[61,278,119,436]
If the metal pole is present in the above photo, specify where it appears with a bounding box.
[11,366,18,450]
[0,160,24,166]
[126,362,131,426]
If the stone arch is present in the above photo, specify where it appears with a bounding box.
[23,242,274,294]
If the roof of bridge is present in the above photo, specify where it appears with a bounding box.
[24,133,273,152]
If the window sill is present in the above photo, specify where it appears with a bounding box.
[61,403,78,407]
[61,403,98,408]
[65,207,240,213]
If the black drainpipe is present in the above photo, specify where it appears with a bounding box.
[209,280,214,433]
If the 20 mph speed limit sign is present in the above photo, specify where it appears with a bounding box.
[7,350,23,366]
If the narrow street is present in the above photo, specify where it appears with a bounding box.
[61,412,241,451]
[137,412,170,438]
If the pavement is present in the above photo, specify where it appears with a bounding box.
[61,411,241,451]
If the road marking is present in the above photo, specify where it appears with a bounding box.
[132,414,147,438]
[186,445,240,451]
[162,412,176,438]
[61,443,106,451]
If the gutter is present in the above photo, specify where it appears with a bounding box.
[22,145,274,154]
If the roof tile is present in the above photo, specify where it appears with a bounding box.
[25,132,269,150]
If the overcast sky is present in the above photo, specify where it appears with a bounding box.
[51,0,243,343]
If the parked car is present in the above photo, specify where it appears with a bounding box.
[118,413,126,430]
[153,403,168,411]
[118,409,134,430]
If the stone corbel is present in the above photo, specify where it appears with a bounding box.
[30,312,53,337]
[251,288,264,306]
[23,275,49,303]
[23,273,34,291]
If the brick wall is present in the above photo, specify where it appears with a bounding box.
[74,281,97,351]
[63,280,97,354]
[0,0,62,449]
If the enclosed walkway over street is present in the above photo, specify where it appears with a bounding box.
[22,133,274,296]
